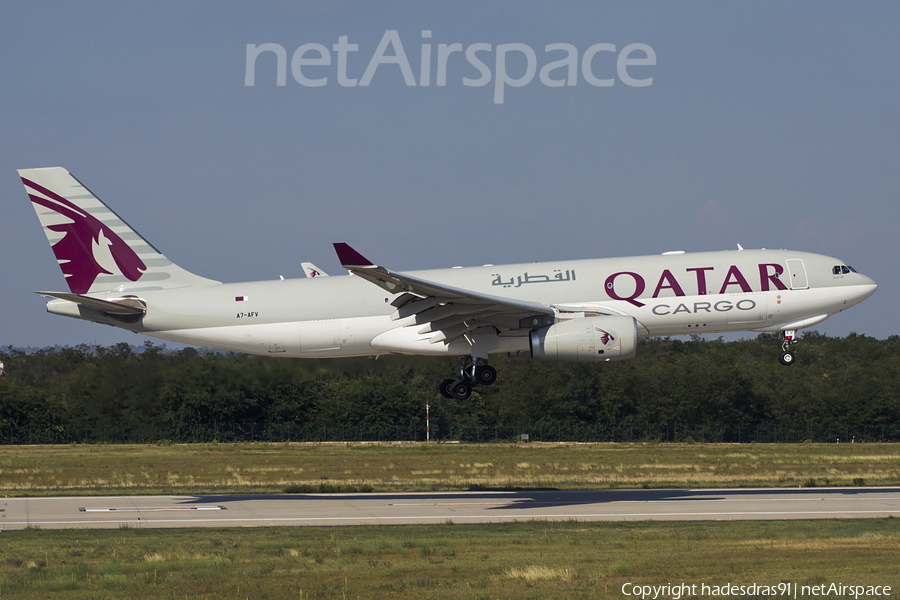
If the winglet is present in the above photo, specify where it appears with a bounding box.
[333,243,375,268]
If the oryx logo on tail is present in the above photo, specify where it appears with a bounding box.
[21,177,146,294]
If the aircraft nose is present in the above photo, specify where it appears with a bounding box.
[855,274,877,301]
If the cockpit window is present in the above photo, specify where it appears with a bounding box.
[833,265,857,275]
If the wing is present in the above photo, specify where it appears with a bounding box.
[333,243,555,346]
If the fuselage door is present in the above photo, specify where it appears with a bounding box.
[785,259,808,290]
[299,320,341,352]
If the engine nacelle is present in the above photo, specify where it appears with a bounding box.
[527,315,638,362]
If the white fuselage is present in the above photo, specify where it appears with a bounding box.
[51,249,876,358]
[21,167,876,366]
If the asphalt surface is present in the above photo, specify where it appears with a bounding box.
[2,487,900,530]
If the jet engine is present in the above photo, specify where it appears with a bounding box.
[526,315,638,362]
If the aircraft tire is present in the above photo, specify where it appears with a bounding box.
[439,379,455,399]
[475,365,497,386]
[450,379,472,400]
[779,351,796,366]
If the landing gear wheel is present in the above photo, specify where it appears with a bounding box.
[778,330,798,366]
[449,379,472,400]
[474,365,497,386]
[439,379,455,399]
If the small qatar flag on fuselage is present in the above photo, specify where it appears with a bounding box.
[235,295,249,302]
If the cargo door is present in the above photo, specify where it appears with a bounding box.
[785,259,808,290]
[299,320,341,352]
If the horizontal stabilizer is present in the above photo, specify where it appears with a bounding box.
[36,291,146,315]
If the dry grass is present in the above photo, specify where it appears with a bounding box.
[0,442,897,496]
[506,565,575,581]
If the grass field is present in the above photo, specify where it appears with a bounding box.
[1,519,898,599]
[0,442,898,496]
[1,443,898,598]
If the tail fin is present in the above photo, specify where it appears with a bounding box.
[301,262,328,278]
[19,167,218,294]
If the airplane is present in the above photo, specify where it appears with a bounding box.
[19,167,877,400]
[301,262,328,279]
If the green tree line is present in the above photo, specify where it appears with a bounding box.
[1,332,898,441]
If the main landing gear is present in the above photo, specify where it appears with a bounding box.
[439,356,497,400]
[779,330,797,366]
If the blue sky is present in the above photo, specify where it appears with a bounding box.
[2,1,897,348]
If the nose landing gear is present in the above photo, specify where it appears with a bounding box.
[779,330,796,366]
[439,356,497,400]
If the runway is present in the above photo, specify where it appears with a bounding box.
[2,487,899,530]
